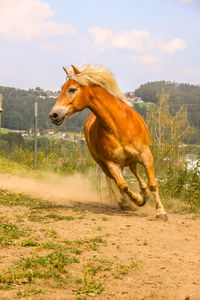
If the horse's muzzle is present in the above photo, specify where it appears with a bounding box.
[49,106,68,126]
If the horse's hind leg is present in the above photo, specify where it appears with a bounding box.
[129,162,150,204]
[141,148,168,220]
[105,161,145,207]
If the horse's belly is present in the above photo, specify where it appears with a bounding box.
[111,146,138,167]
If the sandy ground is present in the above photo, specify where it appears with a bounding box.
[0,173,200,300]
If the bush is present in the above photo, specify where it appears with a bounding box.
[0,139,9,154]
[0,134,95,174]
[159,159,200,208]
[0,132,24,150]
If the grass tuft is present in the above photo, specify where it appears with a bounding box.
[21,239,39,247]
[75,263,104,297]
[46,213,74,221]
[0,249,79,289]
[0,188,53,209]
[0,218,27,247]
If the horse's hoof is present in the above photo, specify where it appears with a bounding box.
[136,197,147,207]
[156,214,168,221]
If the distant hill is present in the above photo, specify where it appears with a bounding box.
[0,86,90,133]
[0,82,200,138]
[134,81,200,132]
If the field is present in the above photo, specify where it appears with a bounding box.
[0,171,199,300]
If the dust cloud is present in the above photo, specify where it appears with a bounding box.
[0,172,115,207]
[0,171,158,217]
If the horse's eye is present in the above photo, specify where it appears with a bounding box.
[68,87,77,94]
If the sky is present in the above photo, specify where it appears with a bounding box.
[0,0,200,92]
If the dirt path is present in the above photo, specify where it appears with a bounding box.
[0,173,200,300]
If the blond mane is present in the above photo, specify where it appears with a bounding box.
[64,65,127,103]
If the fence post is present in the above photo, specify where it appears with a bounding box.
[34,102,38,168]
[0,94,3,136]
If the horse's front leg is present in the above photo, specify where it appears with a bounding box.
[105,161,146,207]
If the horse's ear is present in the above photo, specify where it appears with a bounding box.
[71,65,80,75]
[63,66,68,75]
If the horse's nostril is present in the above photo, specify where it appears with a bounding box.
[51,112,58,120]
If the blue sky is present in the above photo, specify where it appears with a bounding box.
[0,0,200,92]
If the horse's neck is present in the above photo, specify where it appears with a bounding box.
[88,86,123,132]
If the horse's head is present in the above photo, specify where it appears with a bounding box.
[49,65,88,126]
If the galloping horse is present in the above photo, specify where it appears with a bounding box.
[49,65,167,220]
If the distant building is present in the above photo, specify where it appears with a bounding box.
[39,95,46,99]
[43,129,55,135]
[125,92,144,105]
[76,136,86,143]
[21,133,29,137]
[29,128,40,136]
[55,132,74,140]
[135,97,144,103]
[46,90,59,99]
[64,133,74,141]
[125,92,135,100]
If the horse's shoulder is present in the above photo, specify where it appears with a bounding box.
[84,113,96,131]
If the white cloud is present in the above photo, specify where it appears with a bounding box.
[162,38,187,53]
[89,27,187,54]
[89,27,112,45]
[0,0,77,42]
[111,30,152,51]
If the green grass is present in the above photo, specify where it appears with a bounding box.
[102,216,109,221]
[75,263,104,297]
[46,213,74,221]
[0,188,53,209]
[17,287,43,297]
[0,233,113,293]
[0,155,42,177]
[0,180,141,298]
[40,242,60,249]
[0,249,79,289]
[0,218,27,247]
[70,248,82,255]
[28,212,46,222]
[97,226,102,231]
[41,228,58,238]
[63,235,107,252]
[116,257,139,274]
[21,239,39,247]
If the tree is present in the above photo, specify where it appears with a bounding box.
[134,81,200,143]
[146,89,195,158]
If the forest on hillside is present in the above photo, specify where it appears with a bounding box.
[0,86,90,133]
[0,81,200,140]
[134,81,200,131]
